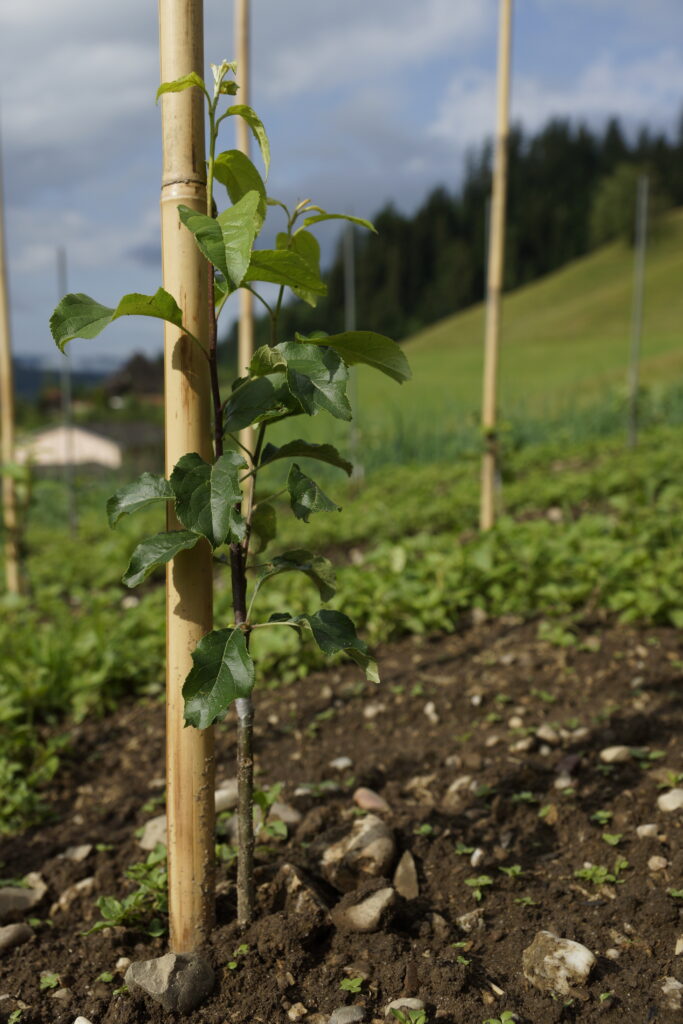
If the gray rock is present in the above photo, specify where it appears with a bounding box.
[456,908,484,932]
[328,1006,366,1024]
[636,823,658,838]
[393,851,419,900]
[599,745,631,764]
[0,923,33,954]
[73,1018,94,1024]
[321,814,396,891]
[536,724,560,746]
[125,952,215,1014]
[50,876,95,916]
[138,814,167,851]
[441,775,474,813]
[522,930,596,996]
[277,863,329,920]
[62,844,92,863]
[331,887,395,933]
[51,988,71,1002]
[0,874,46,923]
[385,997,425,1017]
[657,788,683,813]
[270,801,303,827]
[214,779,238,813]
[353,787,390,814]
[660,977,683,1011]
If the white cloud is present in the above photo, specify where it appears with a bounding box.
[430,48,683,147]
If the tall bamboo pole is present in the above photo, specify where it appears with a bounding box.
[0,131,20,595]
[480,0,512,531]
[627,174,649,449]
[159,0,215,953]
[235,0,254,398]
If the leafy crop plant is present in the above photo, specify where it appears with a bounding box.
[50,60,410,927]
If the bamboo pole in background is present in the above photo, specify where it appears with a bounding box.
[627,173,649,449]
[158,0,216,953]
[480,0,513,531]
[0,132,20,595]
[235,0,254,414]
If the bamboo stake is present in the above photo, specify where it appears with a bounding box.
[627,173,649,449]
[480,0,512,531]
[158,0,216,953]
[0,131,20,595]
[235,0,254,406]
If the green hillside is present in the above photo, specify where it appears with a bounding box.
[353,207,683,435]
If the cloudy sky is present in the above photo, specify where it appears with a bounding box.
[2,0,683,368]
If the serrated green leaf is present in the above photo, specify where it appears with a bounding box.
[107,473,174,528]
[223,373,299,433]
[50,289,185,352]
[249,345,287,376]
[299,209,377,234]
[298,330,411,384]
[122,531,200,588]
[250,503,277,554]
[178,191,261,286]
[260,439,352,476]
[183,628,255,729]
[170,452,245,547]
[287,463,340,522]
[258,549,336,601]
[277,341,351,421]
[244,250,327,295]
[156,72,207,101]
[223,105,270,176]
[277,229,322,307]
[303,609,379,683]
[214,150,267,230]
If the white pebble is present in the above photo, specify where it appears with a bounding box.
[657,789,683,813]
[536,724,560,746]
[636,823,658,838]
[469,847,485,868]
[675,936,683,956]
[329,757,353,771]
[508,715,524,729]
[605,948,620,960]
[648,856,668,872]
[470,693,482,707]
[511,737,534,753]
[554,773,573,790]
[600,746,631,764]
[363,702,385,720]
[423,701,439,725]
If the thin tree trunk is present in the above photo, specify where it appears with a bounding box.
[159,0,216,953]
[0,130,20,595]
[480,0,512,531]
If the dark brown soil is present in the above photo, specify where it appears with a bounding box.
[1,619,682,1023]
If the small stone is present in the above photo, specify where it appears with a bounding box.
[605,948,620,960]
[441,776,474,814]
[125,952,215,1014]
[288,1003,309,1020]
[470,847,485,868]
[508,716,524,730]
[277,863,330,919]
[657,789,683,813]
[215,779,238,813]
[0,874,47,923]
[384,998,425,1017]
[675,936,683,956]
[554,773,573,791]
[353,788,390,814]
[270,801,303,827]
[73,1018,94,1024]
[138,813,167,850]
[50,876,95,916]
[328,1007,366,1024]
[321,814,396,892]
[511,737,534,753]
[571,727,589,741]
[522,930,596,996]
[329,757,353,771]
[648,855,668,871]
[661,977,683,1011]
[429,912,449,939]
[393,851,419,900]
[62,844,92,863]
[423,701,439,725]
[116,957,132,973]
[539,744,552,757]
[471,607,487,626]
[363,702,385,720]
[457,908,484,932]
[0,923,33,954]
[444,754,462,769]
[636,823,658,838]
[536,724,560,746]
[331,887,395,933]
[485,735,500,748]
[51,988,71,1002]
[470,693,483,707]
[600,746,631,764]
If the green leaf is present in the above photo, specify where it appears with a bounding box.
[277,341,351,421]
[170,452,245,547]
[299,330,411,384]
[260,439,352,476]
[304,609,378,683]
[156,72,207,101]
[258,549,336,602]
[249,345,287,376]
[122,531,200,588]
[224,105,270,176]
[244,250,327,296]
[250,503,277,554]
[214,150,267,230]
[178,191,261,286]
[183,628,255,729]
[277,229,321,306]
[287,463,340,522]
[50,289,184,352]
[107,473,174,528]
[299,209,377,234]
[223,373,297,433]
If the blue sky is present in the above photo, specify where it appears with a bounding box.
[1,0,682,368]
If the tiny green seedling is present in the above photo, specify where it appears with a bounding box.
[96,971,114,983]
[599,991,615,1003]
[511,791,537,804]
[390,1010,428,1024]
[455,841,475,855]
[601,832,622,846]
[340,977,364,993]
[7,1011,23,1024]
[483,1011,517,1024]
[575,856,630,887]
[414,823,435,837]
[668,888,683,899]
[226,943,250,970]
[39,972,60,991]
[465,875,494,902]
[514,896,538,907]
[499,864,522,878]
[590,809,612,825]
